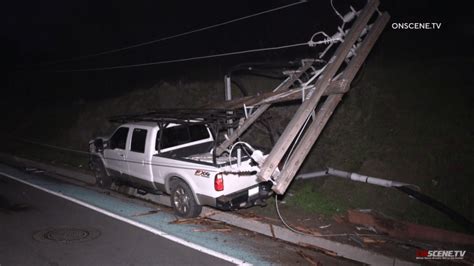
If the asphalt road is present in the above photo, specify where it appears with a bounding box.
[0,175,232,266]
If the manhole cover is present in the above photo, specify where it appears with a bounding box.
[33,227,101,243]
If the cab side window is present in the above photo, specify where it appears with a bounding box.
[189,124,209,141]
[109,127,129,150]
[160,124,210,149]
[130,128,147,153]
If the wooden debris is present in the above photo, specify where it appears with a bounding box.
[193,228,232,233]
[347,209,474,245]
[169,218,197,224]
[200,209,218,218]
[319,224,331,229]
[169,217,223,225]
[270,224,276,238]
[297,242,339,258]
[321,250,338,257]
[355,226,378,233]
[361,237,386,244]
[297,250,321,266]
[332,215,345,224]
[294,225,322,236]
[236,211,261,219]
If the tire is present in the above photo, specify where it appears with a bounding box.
[170,180,202,218]
[92,160,112,189]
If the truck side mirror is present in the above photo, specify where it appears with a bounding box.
[94,139,104,152]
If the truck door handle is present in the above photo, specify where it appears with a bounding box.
[119,154,124,157]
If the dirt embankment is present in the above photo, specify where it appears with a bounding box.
[67,81,222,150]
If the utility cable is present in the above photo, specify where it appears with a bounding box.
[54,42,309,72]
[330,0,345,21]
[34,0,308,67]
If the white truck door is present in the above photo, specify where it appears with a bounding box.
[126,127,153,182]
[103,126,129,175]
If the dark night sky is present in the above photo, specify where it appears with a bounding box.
[4,1,332,66]
[2,0,472,107]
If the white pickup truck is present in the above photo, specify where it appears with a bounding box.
[89,117,273,218]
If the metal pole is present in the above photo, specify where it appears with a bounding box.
[296,170,329,179]
[327,168,416,188]
[295,167,418,189]
[224,75,234,136]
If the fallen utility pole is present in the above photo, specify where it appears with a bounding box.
[269,6,390,195]
[212,0,390,196]
[258,0,383,187]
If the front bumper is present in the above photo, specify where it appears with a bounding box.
[215,181,273,210]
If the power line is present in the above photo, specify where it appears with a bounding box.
[54,42,310,72]
[37,0,308,67]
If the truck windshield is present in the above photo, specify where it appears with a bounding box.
[159,124,210,150]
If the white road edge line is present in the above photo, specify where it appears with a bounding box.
[0,171,251,266]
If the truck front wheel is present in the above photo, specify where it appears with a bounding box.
[92,160,112,189]
[170,180,202,218]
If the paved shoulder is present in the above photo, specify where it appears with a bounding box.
[0,174,234,265]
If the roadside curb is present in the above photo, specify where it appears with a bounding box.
[0,153,96,185]
[0,153,417,266]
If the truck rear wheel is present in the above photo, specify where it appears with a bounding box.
[170,180,202,218]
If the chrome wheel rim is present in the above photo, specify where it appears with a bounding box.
[173,187,189,214]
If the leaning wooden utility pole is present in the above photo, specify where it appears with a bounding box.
[272,13,390,194]
[211,0,390,195]
[260,0,390,194]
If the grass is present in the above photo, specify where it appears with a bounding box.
[286,183,347,216]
